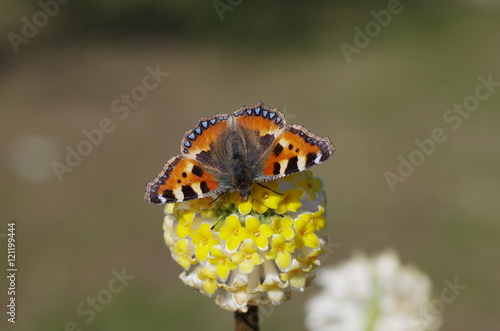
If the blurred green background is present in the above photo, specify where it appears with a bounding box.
[1,1,499,330]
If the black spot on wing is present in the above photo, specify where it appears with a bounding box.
[191,165,204,177]
[149,196,162,204]
[273,143,284,156]
[200,181,210,194]
[273,162,281,175]
[306,152,317,167]
[162,189,176,203]
[181,185,198,200]
[285,156,299,175]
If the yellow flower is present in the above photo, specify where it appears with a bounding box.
[297,206,326,231]
[173,239,196,270]
[245,216,273,249]
[297,247,324,271]
[257,271,289,303]
[186,196,218,219]
[208,246,237,280]
[162,171,330,312]
[219,215,249,251]
[231,240,264,274]
[190,197,216,212]
[275,188,303,214]
[197,267,218,294]
[266,235,296,270]
[294,217,320,249]
[251,182,283,213]
[165,203,175,215]
[280,260,309,290]
[191,223,220,261]
[296,170,323,201]
[230,191,253,214]
[271,216,295,241]
[175,209,195,239]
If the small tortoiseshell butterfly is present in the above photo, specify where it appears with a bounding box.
[144,102,335,204]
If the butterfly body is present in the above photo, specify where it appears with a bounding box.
[145,102,335,204]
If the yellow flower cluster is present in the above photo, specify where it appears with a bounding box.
[162,171,328,312]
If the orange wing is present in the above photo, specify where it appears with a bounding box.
[180,102,286,170]
[259,124,335,181]
[232,101,285,139]
[181,113,230,160]
[145,156,222,204]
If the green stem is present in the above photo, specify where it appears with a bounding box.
[365,285,381,331]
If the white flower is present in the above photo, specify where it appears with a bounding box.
[305,250,442,331]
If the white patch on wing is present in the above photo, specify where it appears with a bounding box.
[280,138,290,150]
[192,183,203,196]
[279,159,289,175]
[184,148,202,159]
[174,188,184,201]
[315,153,322,164]
[297,154,307,171]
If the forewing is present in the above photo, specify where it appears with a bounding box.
[180,113,230,170]
[258,124,335,181]
[144,155,222,204]
[232,102,286,157]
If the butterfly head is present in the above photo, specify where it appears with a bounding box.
[237,186,251,202]
[232,166,253,202]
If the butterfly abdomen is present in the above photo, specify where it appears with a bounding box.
[229,135,254,201]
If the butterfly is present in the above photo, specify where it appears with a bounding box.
[144,102,335,204]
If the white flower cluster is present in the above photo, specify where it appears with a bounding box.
[305,250,442,331]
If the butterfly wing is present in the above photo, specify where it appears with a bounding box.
[179,102,287,172]
[232,102,285,139]
[257,124,335,181]
[231,102,286,165]
[180,112,231,168]
[145,102,334,204]
[144,155,223,204]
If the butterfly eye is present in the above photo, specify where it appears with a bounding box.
[233,152,240,160]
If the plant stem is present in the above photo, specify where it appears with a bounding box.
[235,305,259,331]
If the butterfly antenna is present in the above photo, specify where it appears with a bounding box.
[208,192,225,205]
[232,194,241,205]
[256,183,283,196]
[252,197,270,209]
[211,218,222,230]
